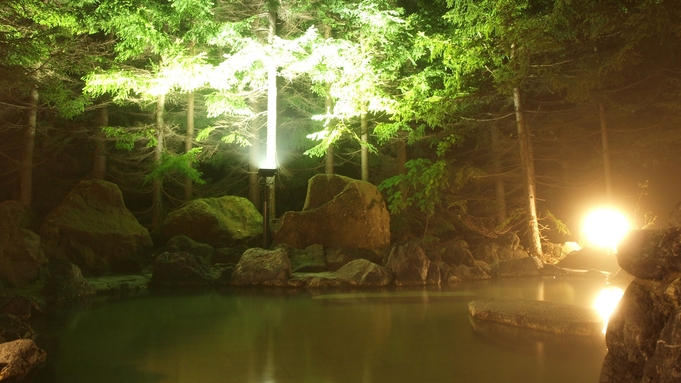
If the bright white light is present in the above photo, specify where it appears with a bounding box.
[593,286,624,333]
[582,208,631,252]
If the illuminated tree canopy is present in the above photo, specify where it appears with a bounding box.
[1,0,680,248]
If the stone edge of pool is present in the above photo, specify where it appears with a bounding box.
[468,298,604,336]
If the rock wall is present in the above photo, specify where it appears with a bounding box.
[600,228,681,383]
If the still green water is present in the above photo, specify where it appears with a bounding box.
[31,277,610,383]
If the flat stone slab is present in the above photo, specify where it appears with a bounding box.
[468,298,603,336]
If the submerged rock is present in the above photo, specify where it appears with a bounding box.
[0,339,46,382]
[273,174,390,253]
[156,196,263,248]
[40,180,152,275]
[468,298,602,336]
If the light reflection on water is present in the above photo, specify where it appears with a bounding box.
[31,277,612,383]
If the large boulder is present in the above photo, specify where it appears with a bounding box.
[272,174,390,253]
[600,278,675,383]
[149,252,215,288]
[0,201,46,287]
[40,180,152,275]
[616,228,681,280]
[385,243,430,286]
[230,248,291,286]
[0,339,46,382]
[599,227,681,383]
[156,196,262,248]
[472,232,528,264]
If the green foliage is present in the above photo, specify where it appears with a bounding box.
[145,148,205,184]
[102,126,157,151]
[379,158,448,217]
[543,210,571,236]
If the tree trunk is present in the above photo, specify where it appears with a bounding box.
[324,90,334,175]
[490,124,507,224]
[360,103,369,182]
[93,106,108,180]
[184,93,195,201]
[599,103,613,203]
[265,4,278,221]
[248,102,262,208]
[151,93,165,231]
[323,24,334,176]
[513,86,543,258]
[396,138,407,175]
[19,87,38,208]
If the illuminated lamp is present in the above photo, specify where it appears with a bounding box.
[581,208,631,254]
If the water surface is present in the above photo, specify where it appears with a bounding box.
[32,277,609,383]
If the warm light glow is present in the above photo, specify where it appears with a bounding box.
[593,286,624,334]
[582,208,630,252]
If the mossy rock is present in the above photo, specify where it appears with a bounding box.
[156,196,262,249]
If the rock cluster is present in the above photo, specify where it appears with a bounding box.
[600,228,681,383]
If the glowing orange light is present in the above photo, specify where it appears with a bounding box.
[582,209,630,253]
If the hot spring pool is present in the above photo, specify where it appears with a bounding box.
[30,277,614,383]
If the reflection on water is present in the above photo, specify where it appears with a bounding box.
[593,286,625,333]
[31,278,609,383]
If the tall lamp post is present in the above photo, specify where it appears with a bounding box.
[258,168,277,248]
